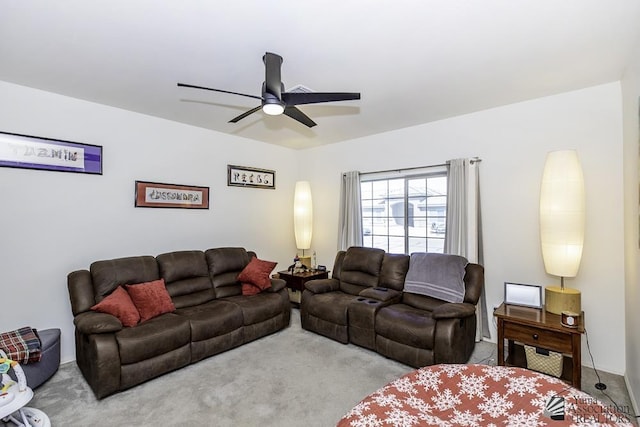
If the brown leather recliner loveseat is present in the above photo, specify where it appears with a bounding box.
[301,246,484,367]
[67,247,290,399]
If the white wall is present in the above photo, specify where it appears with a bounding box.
[621,40,640,411]
[0,79,629,378]
[302,82,626,374]
[0,81,298,363]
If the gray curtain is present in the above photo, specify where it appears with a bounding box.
[338,171,363,250]
[445,158,490,340]
[444,159,467,254]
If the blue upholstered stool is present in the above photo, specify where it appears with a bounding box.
[9,329,61,389]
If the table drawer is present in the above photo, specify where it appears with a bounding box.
[503,322,572,354]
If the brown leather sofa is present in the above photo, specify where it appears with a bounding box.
[67,247,290,399]
[301,247,484,368]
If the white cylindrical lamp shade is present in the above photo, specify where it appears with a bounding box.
[539,150,585,277]
[294,181,313,250]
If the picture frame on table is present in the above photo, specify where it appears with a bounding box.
[504,282,543,309]
[134,180,209,209]
[227,164,275,189]
[0,131,103,175]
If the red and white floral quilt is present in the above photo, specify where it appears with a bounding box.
[337,364,632,427]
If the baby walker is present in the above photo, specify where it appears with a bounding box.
[0,350,50,427]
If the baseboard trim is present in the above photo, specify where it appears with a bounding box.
[624,373,640,418]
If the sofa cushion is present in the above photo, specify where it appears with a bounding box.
[379,253,410,291]
[238,257,277,295]
[174,300,243,342]
[90,286,140,327]
[401,292,448,312]
[156,250,214,309]
[90,256,160,301]
[375,304,436,349]
[205,247,251,298]
[126,279,176,322]
[303,291,359,326]
[339,247,385,295]
[116,313,191,365]
[223,292,287,325]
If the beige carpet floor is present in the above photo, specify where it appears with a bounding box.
[8,309,637,426]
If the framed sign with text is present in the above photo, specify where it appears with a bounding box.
[135,181,209,209]
[227,164,275,189]
[0,131,102,174]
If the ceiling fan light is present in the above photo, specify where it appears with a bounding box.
[262,102,285,116]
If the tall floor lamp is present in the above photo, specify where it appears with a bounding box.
[294,181,313,268]
[539,150,585,315]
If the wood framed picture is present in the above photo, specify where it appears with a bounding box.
[0,130,103,174]
[135,181,209,209]
[227,164,275,189]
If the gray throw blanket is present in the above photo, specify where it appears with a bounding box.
[404,253,468,303]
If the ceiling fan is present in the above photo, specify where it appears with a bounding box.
[177,52,360,128]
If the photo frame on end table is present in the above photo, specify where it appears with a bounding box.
[504,282,543,309]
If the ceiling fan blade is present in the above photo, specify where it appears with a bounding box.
[282,91,361,106]
[284,106,317,128]
[229,106,262,123]
[263,52,283,99]
[177,83,263,101]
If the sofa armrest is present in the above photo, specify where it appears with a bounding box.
[432,302,476,319]
[74,311,123,334]
[304,278,340,294]
[358,287,402,303]
[267,278,286,293]
[68,269,96,315]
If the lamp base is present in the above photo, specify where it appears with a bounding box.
[299,256,311,269]
[545,286,581,315]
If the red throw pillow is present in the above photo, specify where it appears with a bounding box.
[237,257,277,295]
[91,286,141,327]
[125,279,176,322]
[241,283,262,296]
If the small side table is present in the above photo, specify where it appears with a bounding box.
[276,269,329,305]
[494,303,584,389]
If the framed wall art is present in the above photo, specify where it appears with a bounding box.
[0,131,103,174]
[227,164,275,189]
[504,282,543,309]
[135,181,209,209]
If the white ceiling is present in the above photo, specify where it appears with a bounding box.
[2,1,640,149]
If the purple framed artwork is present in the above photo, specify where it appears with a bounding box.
[0,131,103,174]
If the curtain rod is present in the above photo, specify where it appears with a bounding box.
[344,157,482,177]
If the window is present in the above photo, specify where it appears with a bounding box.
[361,170,447,254]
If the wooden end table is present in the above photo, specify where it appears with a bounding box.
[494,303,584,389]
[276,269,329,305]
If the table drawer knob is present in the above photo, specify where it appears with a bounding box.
[532,334,539,340]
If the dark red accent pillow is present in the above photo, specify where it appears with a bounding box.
[241,282,262,296]
[237,257,277,295]
[91,286,141,327]
[125,279,176,322]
